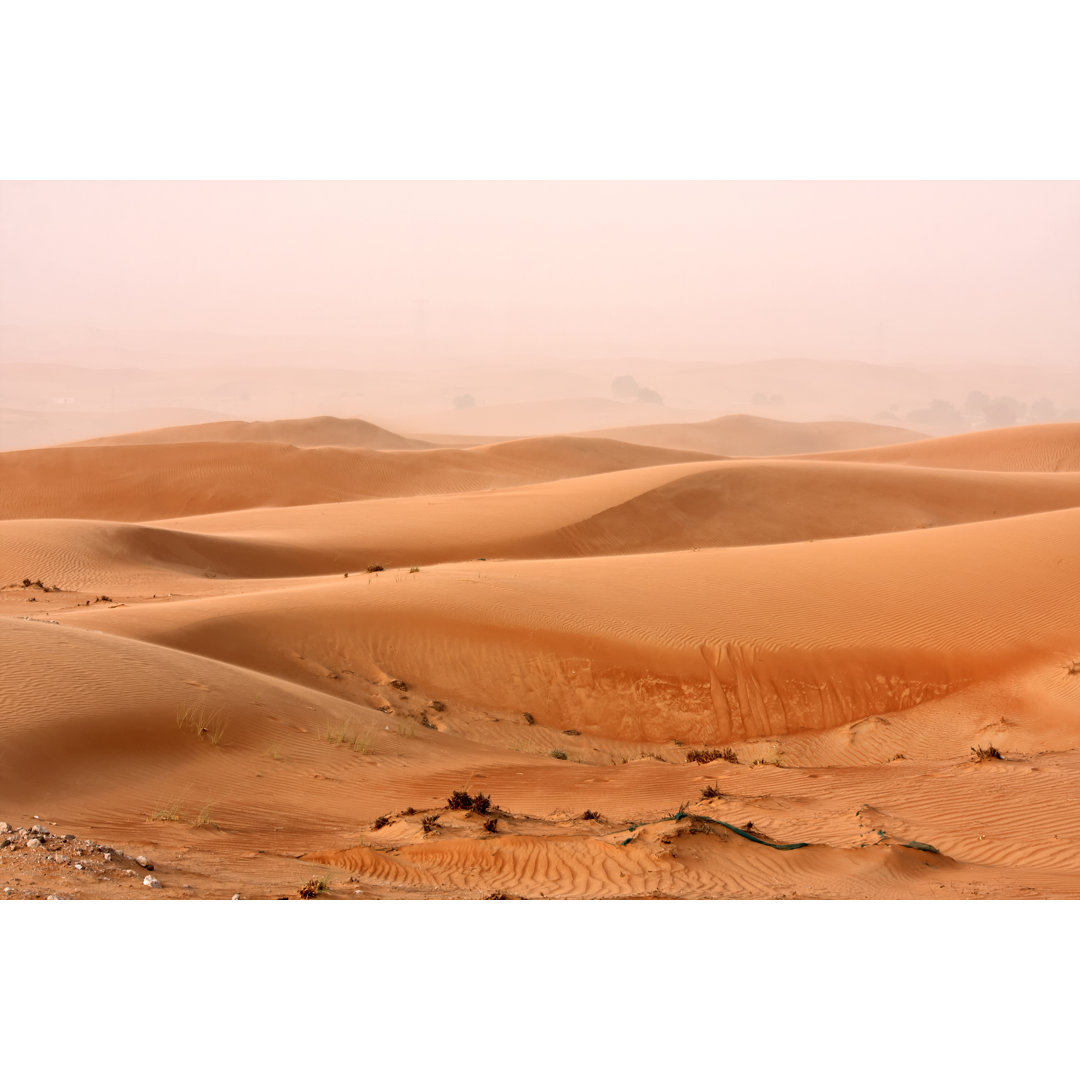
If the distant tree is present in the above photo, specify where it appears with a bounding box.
[612,374,639,399]
[905,399,963,432]
[636,387,663,405]
[453,393,476,409]
[983,396,1023,427]
[964,390,990,417]
[1028,398,1057,423]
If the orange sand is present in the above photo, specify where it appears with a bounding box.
[2,413,1078,899]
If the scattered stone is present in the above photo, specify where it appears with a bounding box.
[26,838,42,849]
[62,834,75,841]
[0,822,11,833]
[143,875,162,889]
[74,863,84,871]
[46,895,61,901]
[103,853,113,861]
[231,893,241,900]
[135,856,154,870]
[30,824,49,836]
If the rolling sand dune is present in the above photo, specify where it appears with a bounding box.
[809,422,1080,471]
[0,436,716,522]
[66,415,435,450]
[577,413,925,455]
[3,416,1080,899]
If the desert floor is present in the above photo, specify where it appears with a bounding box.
[2,414,1079,899]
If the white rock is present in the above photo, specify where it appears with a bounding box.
[143,875,162,888]
[0,822,11,833]
[135,855,153,869]
[46,894,61,900]
[74,863,84,870]
[26,837,42,849]
[231,893,241,900]
[103,852,112,861]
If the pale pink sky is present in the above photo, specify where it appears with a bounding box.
[1,181,1077,366]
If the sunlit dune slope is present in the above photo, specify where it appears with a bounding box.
[576,413,924,455]
[0,436,716,522]
[55,508,1080,744]
[65,415,435,450]
[9,458,1080,588]
[807,422,1080,471]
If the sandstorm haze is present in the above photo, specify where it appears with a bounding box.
[2,181,1079,447]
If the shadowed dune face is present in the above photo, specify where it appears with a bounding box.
[0,436,717,522]
[3,414,1080,899]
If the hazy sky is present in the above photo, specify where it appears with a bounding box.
[2,181,1078,366]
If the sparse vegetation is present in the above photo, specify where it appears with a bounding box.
[971,744,1003,762]
[429,701,446,712]
[419,714,437,730]
[562,729,581,736]
[685,747,738,765]
[366,564,384,573]
[149,799,183,822]
[445,790,495,813]
[372,815,390,831]
[421,815,440,833]
[403,807,416,816]
[700,784,723,799]
[523,712,535,725]
[390,679,408,692]
[550,749,568,760]
[409,566,420,574]
[176,704,228,745]
[483,818,498,833]
[298,875,330,899]
[192,805,217,828]
[581,809,600,821]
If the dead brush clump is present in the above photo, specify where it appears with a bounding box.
[685,747,738,765]
[445,790,495,813]
[581,809,601,821]
[971,744,1004,762]
[700,784,724,799]
[421,815,440,833]
[298,876,330,899]
[483,818,498,833]
[366,564,385,573]
[372,815,390,831]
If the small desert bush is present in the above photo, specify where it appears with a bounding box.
[366,564,384,573]
[298,876,330,899]
[523,712,536,725]
[192,805,217,828]
[581,809,600,821]
[483,818,498,833]
[685,747,738,765]
[700,784,723,799]
[149,799,182,823]
[971,744,1003,762]
[419,715,437,730]
[177,703,228,745]
[372,815,390,831]
[421,815,440,833]
[446,790,495,814]
[550,749,567,760]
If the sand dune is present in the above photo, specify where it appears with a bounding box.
[0,406,234,452]
[0,436,716,522]
[4,413,1080,899]
[66,414,435,450]
[809,422,1080,471]
[576,413,925,455]
[50,507,1080,746]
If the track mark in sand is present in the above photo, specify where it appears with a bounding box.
[701,640,978,740]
